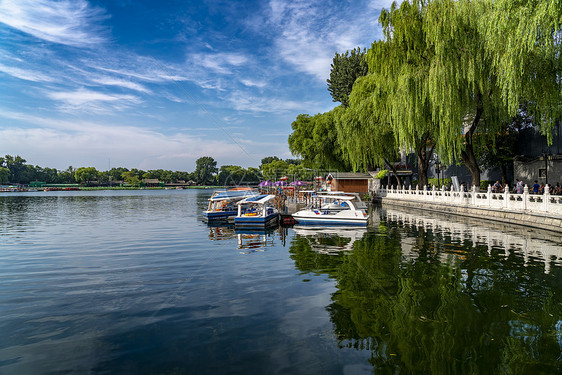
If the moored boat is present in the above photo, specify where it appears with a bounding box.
[203,188,258,221]
[292,194,368,226]
[234,194,279,228]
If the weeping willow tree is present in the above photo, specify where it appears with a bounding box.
[335,74,403,186]
[361,0,561,188]
[364,2,439,189]
[479,0,562,143]
[424,0,561,187]
[288,111,351,170]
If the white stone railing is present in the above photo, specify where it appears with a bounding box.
[378,184,562,216]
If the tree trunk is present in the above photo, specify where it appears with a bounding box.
[384,159,402,188]
[462,92,484,190]
[460,142,481,189]
[500,163,507,185]
[416,145,433,189]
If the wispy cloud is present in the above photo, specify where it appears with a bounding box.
[0,0,109,47]
[368,0,401,10]
[189,52,249,75]
[46,88,141,112]
[0,63,55,82]
[227,91,318,113]
[265,0,382,81]
[240,78,267,88]
[90,76,152,94]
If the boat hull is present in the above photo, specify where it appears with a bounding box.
[203,210,238,221]
[234,212,279,228]
[292,211,368,226]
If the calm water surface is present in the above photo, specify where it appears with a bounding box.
[0,190,561,374]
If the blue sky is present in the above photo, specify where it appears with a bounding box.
[0,0,393,171]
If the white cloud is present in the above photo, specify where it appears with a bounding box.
[0,0,109,47]
[90,76,151,94]
[239,78,267,88]
[266,0,383,81]
[190,52,249,75]
[227,91,318,113]
[0,110,254,170]
[368,0,401,10]
[0,63,55,82]
[46,88,141,112]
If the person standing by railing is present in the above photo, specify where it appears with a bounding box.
[515,179,524,194]
[533,180,540,194]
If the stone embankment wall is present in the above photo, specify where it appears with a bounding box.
[378,198,562,233]
[377,183,562,233]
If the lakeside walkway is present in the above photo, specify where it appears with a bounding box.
[377,184,562,233]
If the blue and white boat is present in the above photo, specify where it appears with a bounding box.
[234,194,279,228]
[203,188,258,221]
[292,194,368,226]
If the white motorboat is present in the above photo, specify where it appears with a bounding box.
[292,195,368,226]
[316,191,368,210]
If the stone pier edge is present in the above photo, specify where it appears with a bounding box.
[377,197,562,234]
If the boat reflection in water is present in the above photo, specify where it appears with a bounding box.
[235,229,277,253]
[207,223,236,241]
[293,226,367,255]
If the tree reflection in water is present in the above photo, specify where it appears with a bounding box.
[290,217,562,373]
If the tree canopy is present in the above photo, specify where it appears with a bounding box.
[288,111,351,171]
[75,167,99,184]
[194,156,218,186]
[326,47,369,107]
[288,0,561,188]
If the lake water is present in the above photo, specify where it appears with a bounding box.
[1,189,561,374]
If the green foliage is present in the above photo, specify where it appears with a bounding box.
[480,0,562,143]
[121,171,141,187]
[0,167,9,184]
[428,177,452,188]
[480,180,494,190]
[260,160,309,182]
[260,159,289,181]
[107,167,128,181]
[74,167,99,184]
[336,74,401,172]
[284,159,302,166]
[327,47,369,107]
[288,111,351,170]
[217,165,261,186]
[2,155,27,182]
[194,156,218,186]
[375,170,388,179]
[260,156,280,167]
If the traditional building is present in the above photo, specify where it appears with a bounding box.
[326,172,371,194]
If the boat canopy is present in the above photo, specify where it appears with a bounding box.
[209,190,257,201]
[316,195,356,200]
[237,194,276,205]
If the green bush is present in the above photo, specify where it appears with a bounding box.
[480,180,494,190]
[375,169,388,179]
[428,177,451,188]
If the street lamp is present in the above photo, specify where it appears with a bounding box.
[435,159,442,187]
[542,152,551,185]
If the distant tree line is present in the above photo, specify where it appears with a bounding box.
[0,154,305,187]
